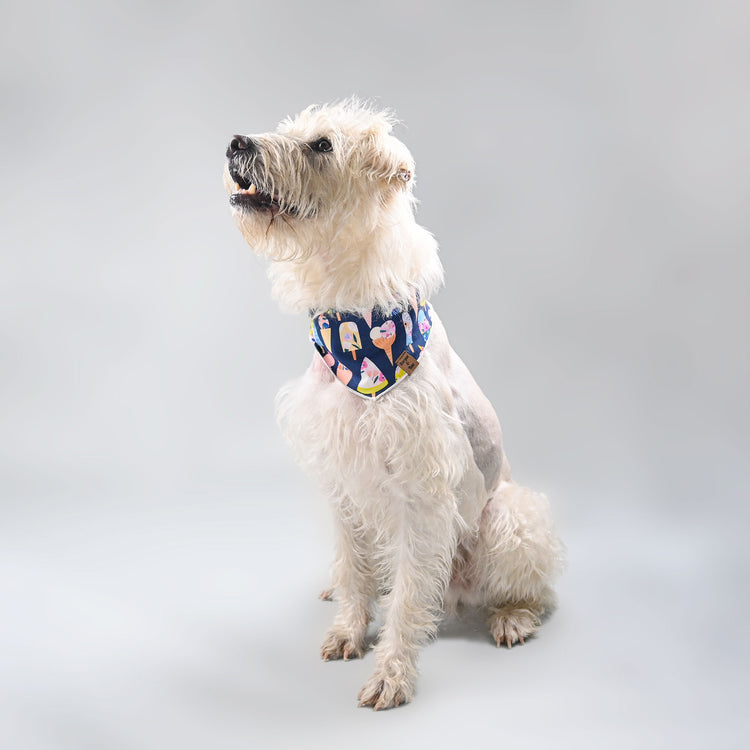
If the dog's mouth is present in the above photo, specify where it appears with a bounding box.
[228,167,283,214]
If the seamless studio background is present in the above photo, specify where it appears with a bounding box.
[1,2,749,748]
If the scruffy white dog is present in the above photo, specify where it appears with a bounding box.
[224,100,563,710]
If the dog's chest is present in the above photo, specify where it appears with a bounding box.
[277,346,483,523]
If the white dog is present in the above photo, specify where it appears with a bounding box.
[224,100,564,710]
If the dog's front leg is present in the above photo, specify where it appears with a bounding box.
[320,499,375,661]
[358,493,457,710]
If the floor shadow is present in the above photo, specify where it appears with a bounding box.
[437,610,494,644]
[359,608,493,646]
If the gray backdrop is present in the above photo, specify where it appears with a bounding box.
[2,1,749,748]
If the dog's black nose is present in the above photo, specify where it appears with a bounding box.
[226,134,256,158]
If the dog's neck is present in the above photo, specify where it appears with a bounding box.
[266,207,444,314]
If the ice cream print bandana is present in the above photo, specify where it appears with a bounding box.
[310,300,434,399]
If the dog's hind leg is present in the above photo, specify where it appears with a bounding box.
[320,498,376,661]
[357,492,458,710]
[477,481,564,648]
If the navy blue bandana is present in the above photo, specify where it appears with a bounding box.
[310,300,434,398]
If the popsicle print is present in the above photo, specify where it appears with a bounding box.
[402,311,414,352]
[410,293,419,316]
[310,319,323,347]
[339,321,362,360]
[357,357,388,396]
[317,314,332,351]
[369,319,397,364]
[336,362,352,385]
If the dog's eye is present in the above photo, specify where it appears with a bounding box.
[310,138,333,153]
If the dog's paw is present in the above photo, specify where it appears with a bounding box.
[488,605,541,648]
[320,629,365,661]
[358,668,414,710]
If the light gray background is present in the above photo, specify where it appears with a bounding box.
[2,1,749,748]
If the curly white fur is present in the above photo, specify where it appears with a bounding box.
[224,99,564,710]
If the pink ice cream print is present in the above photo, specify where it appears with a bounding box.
[418,308,431,336]
[339,321,362,360]
[357,357,388,395]
[402,311,414,352]
[369,319,397,364]
[336,362,352,385]
[317,314,332,350]
[323,352,335,367]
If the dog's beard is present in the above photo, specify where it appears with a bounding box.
[223,166,311,264]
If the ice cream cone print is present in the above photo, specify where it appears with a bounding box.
[363,311,372,327]
[336,362,352,385]
[339,321,362,360]
[357,357,388,395]
[402,311,414,352]
[317,314,332,350]
[323,352,335,367]
[395,365,407,381]
[369,319,396,364]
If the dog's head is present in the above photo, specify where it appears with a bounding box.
[224,100,415,255]
[224,100,442,313]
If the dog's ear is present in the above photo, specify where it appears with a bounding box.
[394,164,413,186]
[358,130,414,190]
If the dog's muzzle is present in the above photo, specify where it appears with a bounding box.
[226,135,283,214]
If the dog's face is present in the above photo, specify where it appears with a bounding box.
[224,101,415,258]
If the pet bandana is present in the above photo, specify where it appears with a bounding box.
[310,300,434,399]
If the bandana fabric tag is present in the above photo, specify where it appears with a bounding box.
[310,300,433,399]
[395,350,419,375]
